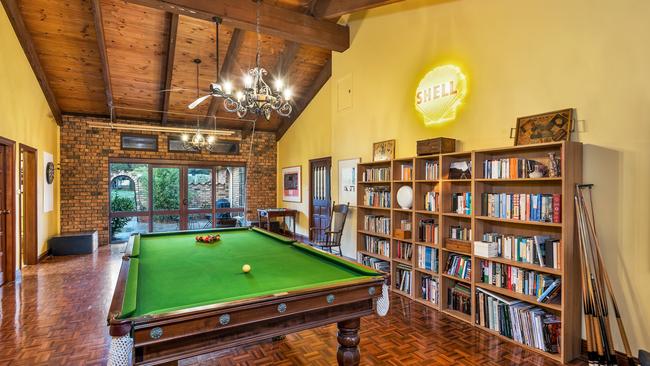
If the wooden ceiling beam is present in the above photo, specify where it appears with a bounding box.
[276,41,301,79]
[312,0,403,19]
[204,28,244,124]
[125,0,349,52]
[161,13,180,124]
[1,0,62,125]
[276,57,331,139]
[90,0,114,116]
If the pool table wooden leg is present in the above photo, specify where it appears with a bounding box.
[336,318,360,366]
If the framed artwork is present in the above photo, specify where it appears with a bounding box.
[338,158,360,206]
[372,139,395,162]
[282,166,302,202]
[514,108,574,146]
[43,151,54,213]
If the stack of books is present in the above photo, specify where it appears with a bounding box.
[417,245,438,272]
[421,275,439,304]
[425,160,440,180]
[363,215,390,235]
[480,193,561,223]
[481,233,561,269]
[447,282,471,315]
[451,192,472,215]
[445,254,471,280]
[482,158,551,179]
[395,265,412,294]
[478,260,561,303]
[424,191,439,212]
[449,225,472,241]
[362,167,390,182]
[418,219,439,244]
[363,186,391,208]
[358,254,390,272]
[474,241,499,258]
[396,241,413,261]
[400,164,413,180]
[475,288,561,354]
[363,236,390,257]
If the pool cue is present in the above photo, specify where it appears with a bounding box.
[577,204,597,366]
[576,195,608,365]
[580,186,637,366]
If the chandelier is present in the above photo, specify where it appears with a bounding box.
[188,0,292,120]
[182,59,221,152]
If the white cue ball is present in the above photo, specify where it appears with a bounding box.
[242,264,251,273]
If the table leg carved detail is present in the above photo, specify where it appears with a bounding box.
[336,318,361,366]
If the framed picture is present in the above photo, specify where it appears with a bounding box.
[514,108,574,146]
[282,166,302,202]
[372,139,395,161]
[338,158,360,206]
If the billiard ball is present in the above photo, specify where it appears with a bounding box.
[242,264,251,273]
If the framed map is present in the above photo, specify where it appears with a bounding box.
[514,108,573,146]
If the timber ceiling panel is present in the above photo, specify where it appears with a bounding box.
[18,0,108,114]
[100,0,168,120]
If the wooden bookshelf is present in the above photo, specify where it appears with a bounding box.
[356,141,582,363]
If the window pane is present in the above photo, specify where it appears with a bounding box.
[188,214,213,230]
[110,216,149,243]
[215,166,246,226]
[153,167,180,210]
[210,141,240,155]
[188,168,213,210]
[168,135,199,153]
[110,163,149,212]
[153,215,180,232]
[121,134,157,151]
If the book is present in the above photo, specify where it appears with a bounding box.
[481,193,561,223]
[420,275,439,304]
[447,282,471,315]
[417,245,438,272]
[362,167,390,182]
[363,186,391,208]
[418,219,439,244]
[445,253,471,280]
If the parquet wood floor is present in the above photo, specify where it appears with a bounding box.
[0,246,587,366]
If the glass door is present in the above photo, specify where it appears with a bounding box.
[151,166,181,232]
[186,167,214,230]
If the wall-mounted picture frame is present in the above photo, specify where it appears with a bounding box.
[514,108,574,146]
[338,158,360,206]
[372,139,395,161]
[282,166,302,202]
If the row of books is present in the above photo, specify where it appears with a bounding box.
[451,192,472,215]
[358,254,390,272]
[363,236,390,257]
[417,245,438,272]
[418,219,439,244]
[424,160,440,180]
[447,282,471,315]
[424,191,439,212]
[400,164,413,180]
[395,265,412,294]
[363,186,391,208]
[482,158,550,180]
[362,167,390,182]
[420,275,439,304]
[445,254,471,280]
[396,241,413,261]
[449,225,472,241]
[363,215,391,235]
[479,233,561,269]
[480,193,561,223]
[475,288,561,354]
[478,260,561,303]
[400,219,412,231]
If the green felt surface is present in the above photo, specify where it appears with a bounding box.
[122,228,379,318]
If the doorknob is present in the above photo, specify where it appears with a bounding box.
[0,209,10,215]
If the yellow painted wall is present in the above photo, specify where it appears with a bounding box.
[0,6,60,264]
[278,0,650,355]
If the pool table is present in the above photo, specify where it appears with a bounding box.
[107,227,388,366]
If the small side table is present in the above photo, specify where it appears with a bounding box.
[257,208,298,239]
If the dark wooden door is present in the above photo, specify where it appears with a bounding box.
[20,145,38,266]
[0,144,6,285]
[309,157,331,241]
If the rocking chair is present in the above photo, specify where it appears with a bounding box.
[309,202,349,256]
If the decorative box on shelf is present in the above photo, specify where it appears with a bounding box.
[445,239,471,254]
[394,229,412,240]
[417,137,456,156]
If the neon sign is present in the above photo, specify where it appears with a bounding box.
[415,65,467,125]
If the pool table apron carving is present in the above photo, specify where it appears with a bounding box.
[107,228,389,366]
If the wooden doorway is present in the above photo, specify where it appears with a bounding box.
[309,157,331,241]
[0,137,16,285]
[19,144,38,266]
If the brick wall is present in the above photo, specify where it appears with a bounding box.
[60,116,277,245]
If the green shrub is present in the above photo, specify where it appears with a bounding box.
[111,195,135,234]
